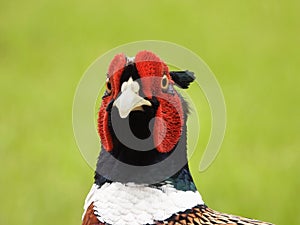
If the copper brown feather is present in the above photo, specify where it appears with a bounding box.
[155,205,272,225]
[81,51,274,225]
[83,203,272,225]
[82,203,106,225]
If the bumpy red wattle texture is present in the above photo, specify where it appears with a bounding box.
[99,50,183,153]
[135,50,184,153]
[98,96,113,151]
[154,97,183,153]
[108,53,126,99]
[135,51,165,98]
[98,53,126,151]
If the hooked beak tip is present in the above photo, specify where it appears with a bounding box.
[112,77,152,118]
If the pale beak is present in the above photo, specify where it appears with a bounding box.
[113,77,152,118]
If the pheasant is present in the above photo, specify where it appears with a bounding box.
[82,50,273,225]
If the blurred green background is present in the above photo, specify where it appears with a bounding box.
[1,0,299,224]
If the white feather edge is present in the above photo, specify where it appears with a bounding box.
[82,182,204,225]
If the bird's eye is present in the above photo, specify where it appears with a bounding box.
[161,75,169,90]
[106,78,112,94]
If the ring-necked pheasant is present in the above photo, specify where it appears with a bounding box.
[82,50,273,225]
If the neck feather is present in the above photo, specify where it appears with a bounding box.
[95,96,195,190]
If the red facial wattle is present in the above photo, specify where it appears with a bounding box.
[98,53,126,151]
[98,51,184,153]
[135,51,184,153]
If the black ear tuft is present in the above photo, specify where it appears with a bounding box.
[169,70,195,89]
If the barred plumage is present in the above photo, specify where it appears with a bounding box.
[81,51,274,225]
[156,205,272,225]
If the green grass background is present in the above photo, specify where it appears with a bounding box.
[1,0,299,224]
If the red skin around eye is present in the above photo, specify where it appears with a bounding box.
[108,53,126,99]
[98,53,126,151]
[135,50,184,153]
[98,50,184,153]
[98,95,113,151]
